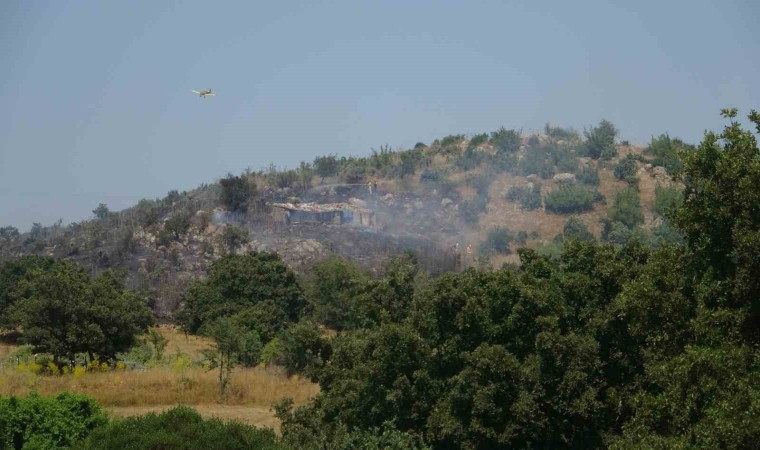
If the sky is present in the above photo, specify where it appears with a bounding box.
[1,0,758,231]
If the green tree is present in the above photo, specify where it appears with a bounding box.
[673,108,760,339]
[162,210,192,241]
[583,119,618,159]
[219,173,256,212]
[479,226,512,255]
[178,252,305,334]
[614,154,639,184]
[544,185,595,214]
[0,226,20,242]
[202,317,247,395]
[9,262,153,363]
[564,216,594,241]
[314,154,339,180]
[653,185,684,217]
[0,255,55,328]
[490,127,521,154]
[279,320,332,380]
[306,256,369,331]
[217,225,249,253]
[92,203,110,220]
[0,392,107,449]
[645,134,688,175]
[608,187,643,228]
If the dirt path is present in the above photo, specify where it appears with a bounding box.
[106,404,280,431]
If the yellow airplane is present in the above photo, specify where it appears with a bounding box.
[191,89,216,98]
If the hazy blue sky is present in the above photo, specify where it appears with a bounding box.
[1,0,758,230]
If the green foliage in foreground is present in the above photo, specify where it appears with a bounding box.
[273,111,760,450]
[80,406,285,450]
[0,392,107,449]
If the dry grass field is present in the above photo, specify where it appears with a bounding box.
[0,326,319,428]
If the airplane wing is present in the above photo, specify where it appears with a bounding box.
[192,90,201,94]
[205,93,216,96]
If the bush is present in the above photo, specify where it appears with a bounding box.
[544,185,595,214]
[279,321,332,380]
[490,127,521,154]
[440,134,465,147]
[219,173,256,213]
[0,392,107,449]
[469,133,489,147]
[466,173,493,197]
[608,187,644,228]
[575,165,600,185]
[645,134,686,175]
[564,216,594,241]
[514,230,528,245]
[313,154,339,180]
[459,196,488,225]
[614,154,639,184]
[582,119,618,159]
[506,184,542,210]
[479,227,512,255]
[218,225,249,253]
[653,185,684,217]
[80,406,285,450]
[456,146,483,171]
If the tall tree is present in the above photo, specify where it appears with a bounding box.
[9,262,152,363]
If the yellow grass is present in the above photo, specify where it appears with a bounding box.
[0,366,318,408]
[152,325,213,359]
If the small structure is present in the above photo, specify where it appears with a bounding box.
[271,202,375,226]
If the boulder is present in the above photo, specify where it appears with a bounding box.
[553,173,577,184]
[441,198,454,208]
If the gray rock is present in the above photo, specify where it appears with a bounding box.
[553,173,577,184]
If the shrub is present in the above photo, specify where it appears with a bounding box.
[519,146,555,178]
[544,185,595,214]
[469,133,489,147]
[479,227,512,255]
[440,134,465,147]
[490,127,521,154]
[608,187,644,228]
[218,225,249,253]
[313,154,339,180]
[653,185,684,217]
[279,321,332,380]
[582,119,618,159]
[575,165,600,185]
[514,230,528,245]
[645,134,687,175]
[564,216,594,241]
[220,173,256,212]
[614,154,639,184]
[506,184,541,210]
[459,196,488,224]
[260,337,285,367]
[466,173,493,197]
[0,392,107,449]
[456,146,483,171]
[80,406,285,450]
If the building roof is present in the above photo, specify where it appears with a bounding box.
[270,202,372,214]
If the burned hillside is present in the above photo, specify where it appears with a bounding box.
[0,123,685,317]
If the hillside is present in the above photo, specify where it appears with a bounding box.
[0,122,685,317]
